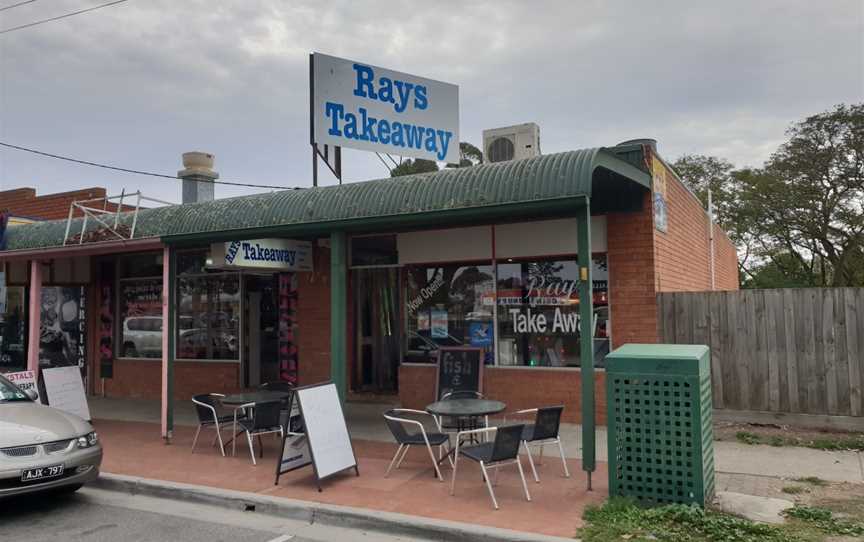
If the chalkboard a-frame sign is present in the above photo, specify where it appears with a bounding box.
[274,382,359,491]
[435,347,483,400]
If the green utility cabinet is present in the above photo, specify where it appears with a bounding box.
[605,344,715,506]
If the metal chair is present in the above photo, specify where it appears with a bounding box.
[450,424,531,510]
[514,406,570,482]
[236,400,284,465]
[383,409,450,481]
[191,393,233,456]
[259,381,296,430]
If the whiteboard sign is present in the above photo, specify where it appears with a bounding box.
[312,53,459,163]
[292,382,358,488]
[42,366,91,421]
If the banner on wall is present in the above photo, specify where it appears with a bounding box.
[278,273,299,385]
[652,157,669,233]
[39,286,86,374]
[98,262,115,378]
[0,271,6,314]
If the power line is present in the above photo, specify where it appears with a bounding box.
[0,0,38,12]
[0,0,129,35]
[0,141,303,190]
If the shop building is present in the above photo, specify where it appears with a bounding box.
[0,141,738,441]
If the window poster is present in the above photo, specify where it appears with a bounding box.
[39,286,87,374]
[430,308,448,339]
[417,310,430,331]
[469,322,492,347]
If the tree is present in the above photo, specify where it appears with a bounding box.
[672,103,864,288]
[738,103,864,286]
[390,158,439,177]
[390,141,483,177]
[446,142,483,168]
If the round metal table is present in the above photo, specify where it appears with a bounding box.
[425,398,506,418]
[220,390,291,406]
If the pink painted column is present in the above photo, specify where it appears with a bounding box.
[161,247,170,442]
[26,261,43,374]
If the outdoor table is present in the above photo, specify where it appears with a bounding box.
[426,399,507,456]
[220,391,293,456]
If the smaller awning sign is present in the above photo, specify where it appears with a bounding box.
[213,239,313,272]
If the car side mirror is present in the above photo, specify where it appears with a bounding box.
[24,389,39,401]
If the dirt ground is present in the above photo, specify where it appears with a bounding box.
[714,421,864,449]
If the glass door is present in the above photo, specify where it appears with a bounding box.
[352,268,400,393]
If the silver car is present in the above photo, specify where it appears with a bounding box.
[0,374,102,498]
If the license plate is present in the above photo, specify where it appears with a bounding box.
[20,464,64,482]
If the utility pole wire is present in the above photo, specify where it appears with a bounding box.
[0,0,129,34]
[0,0,38,12]
[0,141,303,190]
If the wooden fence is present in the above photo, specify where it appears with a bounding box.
[657,289,864,422]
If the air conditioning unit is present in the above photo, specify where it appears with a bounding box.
[482,123,541,163]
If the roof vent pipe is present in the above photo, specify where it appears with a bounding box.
[178,151,218,204]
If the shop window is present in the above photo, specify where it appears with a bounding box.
[495,256,609,368]
[39,286,87,369]
[0,287,27,371]
[351,235,398,267]
[176,272,240,361]
[119,278,163,358]
[403,263,494,364]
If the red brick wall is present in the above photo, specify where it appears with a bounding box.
[652,160,740,293]
[1,186,131,220]
[398,364,607,424]
[101,359,240,401]
[297,246,336,387]
[606,191,659,347]
[713,224,739,291]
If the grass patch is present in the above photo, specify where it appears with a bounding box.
[784,505,864,537]
[782,485,807,494]
[736,431,761,445]
[579,498,789,542]
[794,476,829,487]
[729,431,864,452]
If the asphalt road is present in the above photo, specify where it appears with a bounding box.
[0,487,422,542]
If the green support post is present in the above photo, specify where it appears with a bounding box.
[576,198,596,489]
[166,246,176,441]
[330,231,347,402]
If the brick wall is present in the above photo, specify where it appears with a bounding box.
[1,187,132,220]
[713,224,739,291]
[398,364,607,424]
[101,359,240,401]
[606,191,659,347]
[297,246,336,387]
[652,160,740,293]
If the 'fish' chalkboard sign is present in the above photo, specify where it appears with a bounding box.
[436,347,483,400]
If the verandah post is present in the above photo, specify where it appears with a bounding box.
[161,245,176,443]
[576,198,596,489]
[330,231,347,402]
[26,260,42,374]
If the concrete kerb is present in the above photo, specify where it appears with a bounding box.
[92,472,577,542]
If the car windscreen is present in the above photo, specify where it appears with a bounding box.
[0,375,31,403]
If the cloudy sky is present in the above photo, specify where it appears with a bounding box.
[0,0,861,204]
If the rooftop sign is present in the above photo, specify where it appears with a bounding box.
[311,53,459,164]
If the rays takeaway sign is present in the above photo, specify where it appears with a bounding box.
[311,52,460,164]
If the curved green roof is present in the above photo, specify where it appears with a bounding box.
[2,147,650,252]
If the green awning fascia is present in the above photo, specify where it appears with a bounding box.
[163,195,589,247]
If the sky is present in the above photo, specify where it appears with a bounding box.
[0,0,861,204]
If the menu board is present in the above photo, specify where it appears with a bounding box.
[42,366,91,421]
[276,382,358,490]
[436,347,483,400]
